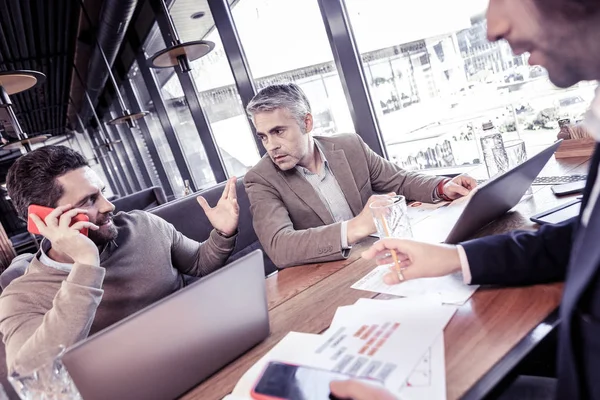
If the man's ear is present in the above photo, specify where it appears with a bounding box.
[304,113,314,134]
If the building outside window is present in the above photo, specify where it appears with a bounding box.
[343,0,596,172]
[231,0,354,137]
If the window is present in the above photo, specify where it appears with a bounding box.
[119,85,163,189]
[108,102,146,190]
[57,132,115,198]
[157,70,216,189]
[146,28,216,189]
[165,0,260,178]
[90,126,130,195]
[231,0,354,136]
[130,61,186,196]
[343,0,597,172]
[104,121,137,193]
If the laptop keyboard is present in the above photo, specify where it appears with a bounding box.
[476,175,588,186]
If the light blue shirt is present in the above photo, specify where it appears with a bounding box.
[296,145,354,249]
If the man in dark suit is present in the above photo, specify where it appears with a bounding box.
[331,0,600,399]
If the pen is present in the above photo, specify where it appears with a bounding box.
[378,215,404,281]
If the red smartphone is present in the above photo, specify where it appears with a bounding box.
[27,205,90,237]
[250,361,383,400]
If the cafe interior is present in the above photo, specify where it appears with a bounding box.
[0,0,596,399]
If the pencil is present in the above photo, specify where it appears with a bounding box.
[379,215,404,281]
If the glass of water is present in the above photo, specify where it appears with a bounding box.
[480,132,509,178]
[369,196,413,239]
[505,139,532,195]
[8,345,81,400]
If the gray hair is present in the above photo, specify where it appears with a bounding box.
[246,83,312,131]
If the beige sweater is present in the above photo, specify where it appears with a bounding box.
[0,210,236,372]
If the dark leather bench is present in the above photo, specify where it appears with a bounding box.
[112,186,167,213]
[149,180,277,277]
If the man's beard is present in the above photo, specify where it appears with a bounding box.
[88,212,118,246]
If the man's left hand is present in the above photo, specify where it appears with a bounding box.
[442,174,477,200]
[197,177,239,237]
[330,380,397,400]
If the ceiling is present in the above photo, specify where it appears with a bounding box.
[0,0,237,157]
[0,0,134,160]
[142,0,237,89]
[0,0,82,140]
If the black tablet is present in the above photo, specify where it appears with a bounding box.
[530,198,582,225]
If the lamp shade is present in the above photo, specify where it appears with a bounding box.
[148,40,215,69]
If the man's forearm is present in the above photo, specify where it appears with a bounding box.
[462,218,576,286]
[2,263,105,372]
[263,223,348,268]
[346,217,373,245]
[193,229,237,276]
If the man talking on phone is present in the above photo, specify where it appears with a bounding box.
[0,145,239,372]
[333,0,600,398]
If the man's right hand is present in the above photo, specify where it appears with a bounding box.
[347,193,396,245]
[361,238,462,284]
[30,204,100,266]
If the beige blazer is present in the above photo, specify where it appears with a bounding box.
[244,133,443,268]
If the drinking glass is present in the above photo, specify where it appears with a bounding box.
[505,139,532,195]
[369,196,413,239]
[8,345,81,400]
[480,132,509,178]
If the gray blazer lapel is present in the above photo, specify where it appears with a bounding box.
[321,142,364,216]
[279,169,334,225]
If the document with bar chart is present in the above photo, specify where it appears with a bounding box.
[310,301,455,396]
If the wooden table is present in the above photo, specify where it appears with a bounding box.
[182,156,590,400]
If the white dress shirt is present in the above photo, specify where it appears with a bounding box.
[39,239,74,272]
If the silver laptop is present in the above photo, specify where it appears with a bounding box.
[62,250,270,400]
[414,140,563,244]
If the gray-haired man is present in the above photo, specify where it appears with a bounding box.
[243,83,476,268]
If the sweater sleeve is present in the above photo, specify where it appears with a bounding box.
[0,263,105,373]
[147,212,236,277]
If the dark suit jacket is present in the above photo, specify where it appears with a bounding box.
[461,144,600,399]
[244,133,444,268]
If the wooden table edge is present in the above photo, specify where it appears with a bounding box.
[459,307,561,400]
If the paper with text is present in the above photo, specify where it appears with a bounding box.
[406,201,450,226]
[351,265,478,305]
[314,298,456,397]
[400,334,445,400]
[329,298,448,399]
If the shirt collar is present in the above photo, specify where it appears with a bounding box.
[295,142,328,176]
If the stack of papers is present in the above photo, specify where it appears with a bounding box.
[224,297,457,400]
